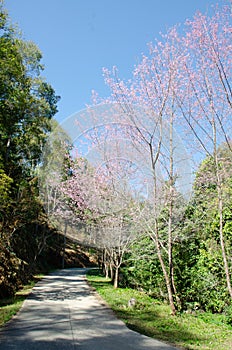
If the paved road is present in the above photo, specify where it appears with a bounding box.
[0,268,178,350]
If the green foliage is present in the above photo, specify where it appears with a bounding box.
[120,235,166,298]
[190,243,228,312]
[87,270,232,350]
[0,244,23,298]
[0,6,60,182]
[224,304,232,326]
[0,167,13,218]
[120,143,232,314]
[174,146,232,313]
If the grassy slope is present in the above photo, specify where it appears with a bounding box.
[87,270,232,350]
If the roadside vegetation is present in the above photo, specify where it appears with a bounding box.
[0,277,41,326]
[87,270,232,350]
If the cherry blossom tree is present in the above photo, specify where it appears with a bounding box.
[178,4,232,298]
[66,144,142,288]
[40,123,140,287]
[100,26,191,314]
[93,2,232,311]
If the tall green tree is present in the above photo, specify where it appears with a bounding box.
[0,0,60,297]
[0,13,59,180]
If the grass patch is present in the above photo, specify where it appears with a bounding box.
[87,269,232,350]
[0,275,43,327]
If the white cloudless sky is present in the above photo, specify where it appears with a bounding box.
[4,0,224,123]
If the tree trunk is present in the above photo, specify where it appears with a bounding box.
[154,219,176,315]
[213,121,232,298]
[168,192,178,305]
[168,112,180,309]
[62,222,67,269]
[114,266,119,289]
[217,184,232,298]
[110,262,114,281]
[104,263,109,279]
[168,114,175,298]
[151,154,177,315]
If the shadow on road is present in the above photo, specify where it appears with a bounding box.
[0,268,178,350]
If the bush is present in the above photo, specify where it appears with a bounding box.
[225,304,232,326]
[0,243,25,298]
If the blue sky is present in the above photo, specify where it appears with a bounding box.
[5,0,223,123]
